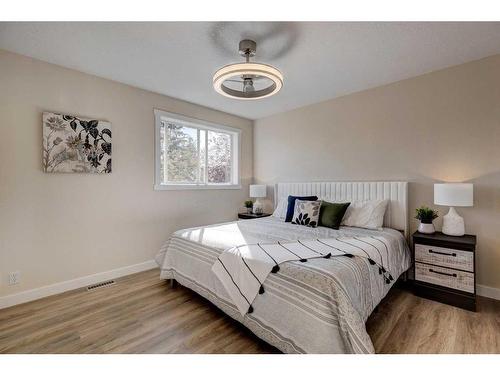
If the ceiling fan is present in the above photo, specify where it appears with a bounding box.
[213,39,283,100]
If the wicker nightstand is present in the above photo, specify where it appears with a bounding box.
[412,231,476,311]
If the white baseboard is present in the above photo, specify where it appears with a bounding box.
[1,261,497,310]
[0,260,158,310]
[477,284,500,301]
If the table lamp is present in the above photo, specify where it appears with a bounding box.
[434,183,473,236]
[249,184,266,214]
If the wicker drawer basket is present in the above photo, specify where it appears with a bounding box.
[415,244,473,272]
[415,262,474,293]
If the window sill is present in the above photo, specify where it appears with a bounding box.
[154,184,242,191]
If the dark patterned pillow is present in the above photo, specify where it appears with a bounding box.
[291,200,322,228]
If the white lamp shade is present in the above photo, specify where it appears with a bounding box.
[434,183,473,207]
[249,184,266,198]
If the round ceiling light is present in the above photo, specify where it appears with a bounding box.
[213,40,283,100]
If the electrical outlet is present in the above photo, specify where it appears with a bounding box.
[9,271,20,285]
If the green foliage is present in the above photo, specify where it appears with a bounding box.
[415,206,438,224]
[163,123,198,182]
[207,131,231,183]
[160,123,232,184]
[244,200,253,208]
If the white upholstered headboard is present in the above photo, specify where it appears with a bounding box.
[274,181,408,238]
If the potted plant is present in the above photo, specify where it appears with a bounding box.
[415,206,438,234]
[244,200,253,214]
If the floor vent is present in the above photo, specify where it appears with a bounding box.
[87,280,115,291]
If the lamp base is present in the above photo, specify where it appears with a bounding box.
[253,198,264,214]
[442,207,465,236]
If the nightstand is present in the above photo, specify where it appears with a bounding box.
[412,231,476,311]
[238,212,271,220]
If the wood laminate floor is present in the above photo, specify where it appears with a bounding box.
[0,269,499,354]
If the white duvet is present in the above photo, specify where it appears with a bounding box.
[156,217,411,353]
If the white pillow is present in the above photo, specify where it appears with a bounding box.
[341,199,389,230]
[272,198,287,220]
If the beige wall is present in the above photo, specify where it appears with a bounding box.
[0,50,253,297]
[254,55,500,290]
[2,48,499,297]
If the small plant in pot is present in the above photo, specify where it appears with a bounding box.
[244,200,253,214]
[415,206,438,234]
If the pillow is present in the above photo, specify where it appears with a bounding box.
[341,199,389,230]
[291,200,321,228]
[318,201,351,230]
[285,195,318,222]
[272,198,288,220]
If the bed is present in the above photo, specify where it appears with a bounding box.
[155,181,411,353]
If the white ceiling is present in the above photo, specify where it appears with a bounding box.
[1,22,500,119]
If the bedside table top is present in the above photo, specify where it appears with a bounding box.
[413,231,476,246]
[238,212,272,219]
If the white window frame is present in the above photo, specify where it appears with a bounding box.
[154,109,241,190]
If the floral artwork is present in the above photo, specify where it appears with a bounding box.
[42,112,112,173]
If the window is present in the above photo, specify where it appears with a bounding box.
[154,110,241,190]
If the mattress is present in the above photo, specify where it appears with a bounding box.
[155,216,411,353]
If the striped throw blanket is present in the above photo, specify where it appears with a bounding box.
[212,236,394,316]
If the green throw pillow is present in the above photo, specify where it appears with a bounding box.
[318,201,351,230]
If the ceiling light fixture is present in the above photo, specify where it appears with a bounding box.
[213,39,283,100]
